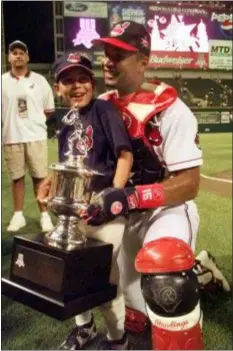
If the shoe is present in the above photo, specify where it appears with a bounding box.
[59,316,97,350]
[7,213,26,232]
[195,250,230,292]
[40,213,54,232]
[98,332,130,350]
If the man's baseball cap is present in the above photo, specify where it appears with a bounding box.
[52,52,94,82]
[9,40,28,53]
[93,21,151,57]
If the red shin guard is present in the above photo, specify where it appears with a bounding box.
[151,322,203,350]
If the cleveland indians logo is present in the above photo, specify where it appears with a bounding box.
[76,125,93,155]
[62,109,93,157]
[141,36,150,48]
[67,52,81,63]
[64,123,93,157]
[111,22,130,37]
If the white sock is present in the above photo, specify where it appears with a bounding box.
[14,211,23,217]
[107,331,124,341]
[75,311,92,326]
[41,211,49,218]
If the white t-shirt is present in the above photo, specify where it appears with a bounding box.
[2,71,55,144]
[154,98,203,172]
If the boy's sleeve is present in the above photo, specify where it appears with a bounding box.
[98,100,132,158]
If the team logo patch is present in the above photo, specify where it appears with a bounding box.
[147,126,163,147]
[15,253,25,268]
[111,22,130,37]
[111,201,123,215]
[195,132,201,150]
[67,52,81,64]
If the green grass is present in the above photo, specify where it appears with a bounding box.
[1,135,232,350]
[199,133,232,176]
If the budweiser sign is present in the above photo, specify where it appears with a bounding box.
[149,51,209,69]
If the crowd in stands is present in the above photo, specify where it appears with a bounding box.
[161,75,232,108]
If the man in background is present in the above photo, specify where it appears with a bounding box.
[2,40,54,232]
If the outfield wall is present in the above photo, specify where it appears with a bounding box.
[192,107,232,133]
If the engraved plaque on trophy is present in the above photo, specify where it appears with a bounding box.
[2,107,117,320]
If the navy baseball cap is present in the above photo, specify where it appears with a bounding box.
[93,21,151,57]
[9,40,28,53]
[52,52,94,82]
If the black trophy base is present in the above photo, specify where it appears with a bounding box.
[1,277,116,320]
[1,232,117,320]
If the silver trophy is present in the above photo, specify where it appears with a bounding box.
[2,106,117,321]
[45,107,103,251]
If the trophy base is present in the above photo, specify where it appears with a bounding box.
[1,232,117,320]
[1,277,116,320]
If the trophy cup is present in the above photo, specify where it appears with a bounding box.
[2,107,117,320]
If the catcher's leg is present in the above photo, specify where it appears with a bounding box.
[136,237,203,350]
[118,211,153,333]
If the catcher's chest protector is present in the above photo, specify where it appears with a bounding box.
[100,83,177,185]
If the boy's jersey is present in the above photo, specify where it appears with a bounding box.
[58,99,132,191]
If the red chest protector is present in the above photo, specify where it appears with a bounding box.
[99,81,178,149]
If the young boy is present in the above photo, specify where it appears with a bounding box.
[37,52,133,350]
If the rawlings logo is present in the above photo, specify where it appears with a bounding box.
[154,319,189,331]
[67,53,81,64]
[127,194,138,210]
[111,22,130,37]
[111,201,123,215]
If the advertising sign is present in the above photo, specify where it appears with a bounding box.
[64,1,108,18]
[209,40,232,70]
[108,3,147,28]
[149,52,208,69]
[194,111,221,124]
[221,111,231,123]
[208,11,232,40]
[64,17,109,51]
[146,4,210,53]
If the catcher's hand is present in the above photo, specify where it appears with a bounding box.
[81,187,138,226]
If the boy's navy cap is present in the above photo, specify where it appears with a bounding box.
[52,52,94,81]
[93,20,151,57]
[9,40,28,53]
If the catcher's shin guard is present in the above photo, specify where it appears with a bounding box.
[125,306,150,333]
[135,237,203,350]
